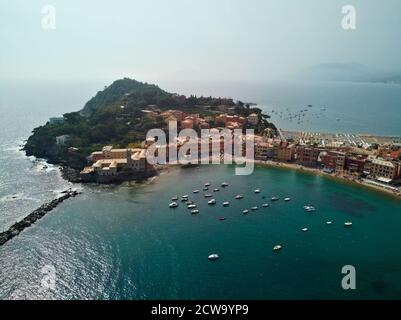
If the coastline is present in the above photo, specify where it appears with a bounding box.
[254,160,401,200]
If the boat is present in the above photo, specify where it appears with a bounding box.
[303,205,316,212]
[221,182,229,187]
[171,196,178,201]
[204,194,212,198]
[186,200,193,205]
[182,195,189,198]
[213,188,220,192]
[191,209,199,214]
[208,199,216,205]
[208,253,219,260]
[235,194,244,199]
[302,228,308,232]
[344,222,353,227]
[204,183,211,187]
[193,190,199,194]
[169,202,178,208]
[326,221,332,225]
[284,198,291,201]
[242,209,249,214]
[271,197,279,201]
[187,204,197,209]
[219,217,226,221]
[181,198,188,202]
[262,203,269,207]
[222,201,229,207]
[251,206,258,211]
[273,245,282,251]
[203,187,209,191]
[254,189,261,193]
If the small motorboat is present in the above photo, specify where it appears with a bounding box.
[186,200,194,205]
[191,209,199,214]
[203,187,209,191]
[235,194,244,199]
[169,202,178,208]
[302,228,308,232]
[251,206,258,211]
[181,198,188,202]
[262,203,269,207]
[204,183,211,187]
[171,196,178,201]
[182,195,189,198]
[284,198,291,202]
[221,182,229,187]
[242,209,249,214]
[222,201,229,207]
[219,217,226,221]
[273,245,282,251]
[208,199,216,205]
[344,222,353,227]
[254,189,261,193]
[271,197,279,201]
[213,188,220,192]
[193,190,199,194]
[187,204,197,209]
[303,205,315,212]
[208,253,219,260]
[326,221,332,225]
[204,194,213,198]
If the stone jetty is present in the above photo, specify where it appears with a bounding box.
[0,189,81,246]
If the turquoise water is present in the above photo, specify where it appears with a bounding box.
[1,165,400,299]
[1,80,401,299]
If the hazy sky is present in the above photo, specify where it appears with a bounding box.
[1,0,401,83]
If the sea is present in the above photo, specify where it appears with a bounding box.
[0,80,400,299]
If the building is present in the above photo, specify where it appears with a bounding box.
[296,146,321,167]
[275,143,295,162]
[247,113,259,125]
[55,134,69,146]
[369,158,399,182]
[84,146,148,177]
[345,155,366,173]
[255,142,274,160]
[49,117,65,125]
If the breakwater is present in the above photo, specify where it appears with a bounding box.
[0,189,81,246]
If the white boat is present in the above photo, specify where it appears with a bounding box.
[169,202,178,208]
[326,221,332,225]
[191,209,199,214]
[204,183,211,187]
[193,190,199,194]
[221,182,229,187]
[344,222,353,227]
[254,189,261,193]
[251,206,258,211]
[213,188,220,192]
[242,209,249,214]
[187,204,197,209]
[235,194,244,199]
[171,196,178,201]
[271,196,279,201]
[204,194,212,198]
[262,203,269,207]
[303,205,316,212]
[182,195,189,198]
[203,187,209,191]
[208,199,216,205]
[181,198,188,202]
[208,253,219,260]
[222,201,229,207]
[302,228,308,232]
[273,245,282,251]
[284,198,291,201]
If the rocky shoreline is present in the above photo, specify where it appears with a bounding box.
[0,189,81,246]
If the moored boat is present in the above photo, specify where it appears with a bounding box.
[273,245,282,251]
[169,202,178,208]
[191,209,199,214]
[271,196,279,201]
[242,209,249,214]
[262,203,269,207]
[344,222,353,227]
[235,194,244,199]
[222,201,229,207]
[254,189,261,193]
[208,253,219,260]
[221,182,229,187]
[208,199,216,205]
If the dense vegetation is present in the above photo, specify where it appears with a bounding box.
[24,78,276,169]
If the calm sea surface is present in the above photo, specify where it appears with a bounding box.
[0,80,400,299]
